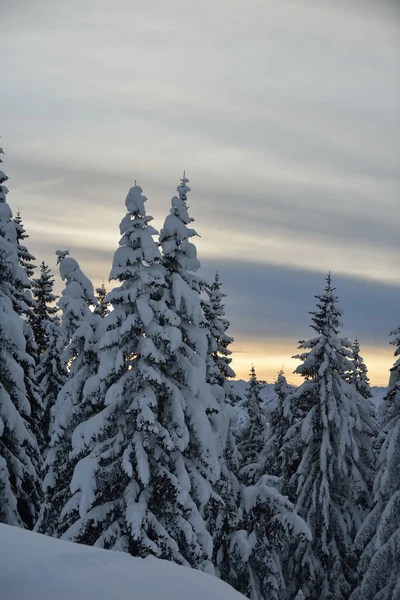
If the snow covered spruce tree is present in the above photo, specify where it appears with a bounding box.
[31,262,66,449]
[4,209,43,450]
[202,273,238,398]
[279,274,379,599]
[261,369,296,479]
[236,366,267,485]
[48,181,221,573]
[229,376,310,599]
[346,337,373,399]
[0,145,42,528]
[35,319,66,452]
[229,469,311,600]
[351,325,400,600]
[13,210,36,280]
[226,367,310,600]
[201,271,241,581]
[158,175,229,570]
[35,251,101,537]
[29,262,59,357]
[94,283,109,318]
[11,211,38,355]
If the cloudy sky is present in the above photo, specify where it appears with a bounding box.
[3,0,399,385]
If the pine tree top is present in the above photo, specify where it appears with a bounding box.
[389,324,400,362]
[203,271,236,387]
[56,251,96,310]
[94,283,109,318]
[159,175,201,274]
[348,336,372,398]
[245,366,263,409]
[13,211,36,278]
[109,185,161,284]
[309,273,342,336]
[274,369,293,398]
[294,274,353,381]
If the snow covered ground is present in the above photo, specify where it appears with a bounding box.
[0,524,245,600]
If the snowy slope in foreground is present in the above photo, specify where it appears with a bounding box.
[0,525,245,600]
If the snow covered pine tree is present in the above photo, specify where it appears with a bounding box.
[351,325,400,600]
[201,271,241,584]
[279,274,378,599]
[8,211,44,453]
[202,273,238,396]
[0,144,42,528]
[157,176,228,570]
[347,337,373,399]
[237,366,267,485]
[29,262,59,356]
[13,210,36,279]
[94,283,109,318]
[230,368,310,600]
[35,251,101,537]
[32,262,66,448]
[262,369,296,479]
[46,179,222,574]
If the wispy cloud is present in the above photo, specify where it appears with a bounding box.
[2,0,399,384]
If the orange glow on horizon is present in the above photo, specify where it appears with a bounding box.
[230,338,393,388]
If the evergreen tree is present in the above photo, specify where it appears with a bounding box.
[29,262,64,451]
[0,144,42,528]
[207,422,241,584]
[158,176,226,570]
[351,325,400,600]
[11,210,36,327]
[94,283,109,318]
[237,366,267,485]
[13,210,36,279]
[47,181,222,574]
[229,475,311,600]
[347,337,373,399]
[202,274,236,385]
[201,272,241,581]
[226,369,310,600]
[4,208,43,449]
[36,251,100,536]
[35,321,66,452]
[30,262,59,357]
[280,275,378,599]
[262,369,296,479]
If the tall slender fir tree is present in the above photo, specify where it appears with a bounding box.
[6,211,43,449]
[36,251,101,536]
[347,337,373,399]
[13,210,36,279]
[29,262,59,357]
[0,144,42,528]
[237,366,267,485]
[201,272,241,583]
[351,325,400,600]
[279,275,378,599]
[262,369,296,479]
[202,273,237,390]
[30,262,66,450]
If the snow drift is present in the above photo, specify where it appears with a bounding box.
[0,524,245,600]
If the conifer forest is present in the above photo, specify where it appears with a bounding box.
[0,144,399,600]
